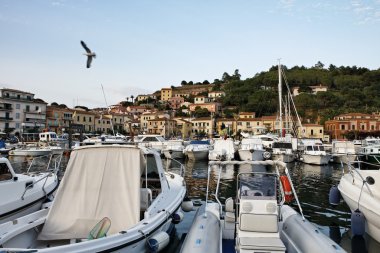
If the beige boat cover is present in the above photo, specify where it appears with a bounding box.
[38,146,142,240]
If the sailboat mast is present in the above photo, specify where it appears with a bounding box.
[278,60,283,137]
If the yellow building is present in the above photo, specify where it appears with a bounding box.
[191,117,214,137]
[147,118,176,137]
[95,114,112,134]
[238,112,256,119]
[216,118,236,136]
[299,124,324,139]
[160,88,173,101]
[174,118,192,138]
[72,109,95,133]
[140,112,169,133]
[236,118,263,134]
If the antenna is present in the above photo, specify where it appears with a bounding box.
[101,84,115,136]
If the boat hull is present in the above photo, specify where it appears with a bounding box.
[238,149,265,161]
[9,149,52,157]
[185,150,209,161]
[272,153,295,163]
[163,150,185,160]
[338,170,380,243]
[301,154,330,165]
[332,154,357,164]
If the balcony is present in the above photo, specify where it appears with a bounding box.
[0,117,13,121]
[0,105,12,111]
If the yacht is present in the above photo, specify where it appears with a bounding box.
[134,134,167,153]
[299,139,331,165]
[331,140,357,164]
[238,138,269,161]
[183,140,211,161]
[208,139,236,161]
[163,140,185,160]
[271,141,295,163]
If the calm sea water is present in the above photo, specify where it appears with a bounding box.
[8,155,380,253]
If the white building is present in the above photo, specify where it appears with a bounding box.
[0,88,47,135]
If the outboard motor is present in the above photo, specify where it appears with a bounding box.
[328,185,341,206]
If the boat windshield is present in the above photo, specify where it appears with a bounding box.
[238,173,277,200]
[272,142,292,149]
[0,163,12,181]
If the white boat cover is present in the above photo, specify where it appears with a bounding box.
[38,146,142,240]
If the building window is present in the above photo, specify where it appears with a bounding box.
[371,125,375,130]
[89,117,92,122]
[16,104,20,109]
[361,125,365,130]
[15,113,20,119]
[77,116,80,121]
[25,105,30,112]
[351,125,355,130]
[340,125,345,130]
[35,106,39,111]
[320,129,322,133]
[83,117,86,122]
[16,123,20,129]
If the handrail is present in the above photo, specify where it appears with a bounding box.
[21,172,53,200]
[346,160,375,197]
[165,157,186,177]
[21,154,62,200]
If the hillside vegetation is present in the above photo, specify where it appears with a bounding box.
[220,63,380,124]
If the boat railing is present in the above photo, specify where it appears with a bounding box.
[346,160,380,197]
[26,153,63,174]
[206,160,305,221]
[20,172,53,200]
[164,157,186,177]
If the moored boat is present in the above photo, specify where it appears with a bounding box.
[0,145,187,252]
[180,160,345,253]
[332,160,380,243]
[183,140,210,161]
[0,155,60,223]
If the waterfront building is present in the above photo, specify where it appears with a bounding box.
[324,113,380,139]
[173,118,192,139]
[46,105,73,134]
[216,118,236,136]
[147,118,176,137]
[0,88,47,135]
[140,112,170,133]
[72,108,95,133]
[236,117,263,134]
[238,112,256,119]
[191,117,214,137]
[299,124,324,139]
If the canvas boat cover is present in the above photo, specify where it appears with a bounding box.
[38,146,142,240]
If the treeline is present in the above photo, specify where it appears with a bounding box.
[220,62,380,124]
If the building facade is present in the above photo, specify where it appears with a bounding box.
[0,88,47,135]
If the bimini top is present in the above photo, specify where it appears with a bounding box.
[39,145,144,240]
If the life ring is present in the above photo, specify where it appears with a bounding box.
[280,175,294,203]
[263,151,271,160]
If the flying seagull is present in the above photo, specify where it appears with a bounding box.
[80,40,96,68]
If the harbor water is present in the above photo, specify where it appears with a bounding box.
[8,155,380,253]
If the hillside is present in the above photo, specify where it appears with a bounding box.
[221,64,380,124]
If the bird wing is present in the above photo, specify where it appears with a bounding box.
[81,40,92,54]
[86,56,93,68]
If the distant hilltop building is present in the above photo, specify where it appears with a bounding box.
[159,84,214,102]
[292,84,327,96]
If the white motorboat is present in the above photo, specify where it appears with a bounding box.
[333,161,380,243]
[163,141,185,160]
[82,134,129,145]
[271,141,295,163]
[299,139,331,165]
[0,145,186,252]
[181,160,345,253]
[183,140,211,161]
[208,139,236,161]
[0,155,60,223]
[331,140,357,164]
[9,145,52,157]
[238,138,270,161]
[134,134,168,153]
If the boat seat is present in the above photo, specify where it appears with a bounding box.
[239,213,278,233]
[225,197,235,223]
[140,188,152,211]
[239,237,286,252]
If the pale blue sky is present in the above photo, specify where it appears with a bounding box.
[0,0,379,108]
